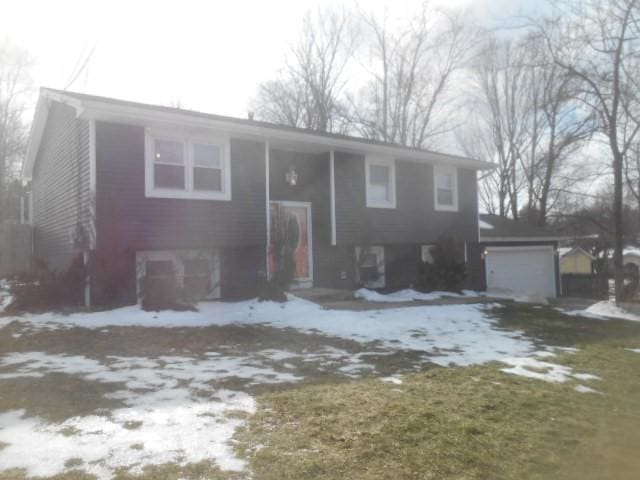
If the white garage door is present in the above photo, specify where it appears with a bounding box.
[485,246,557,298]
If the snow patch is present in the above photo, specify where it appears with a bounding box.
[500,356,600,385]
[575,384,601,394]
[0,351,303,479]
[354,288,464,303]
[564,301,640,322]
[0,279,12,314]
[381,376,403,385]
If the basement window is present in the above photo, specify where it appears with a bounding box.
[145,131,231,200]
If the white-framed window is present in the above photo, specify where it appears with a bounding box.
[145,130,231,201]
[365,156,396,209]
[434,165,458,211]
[355,245,386,288]
[135,249,221,300]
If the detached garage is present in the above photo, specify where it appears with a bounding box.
[476,215,564,299]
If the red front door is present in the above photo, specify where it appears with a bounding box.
[269,202,312,284]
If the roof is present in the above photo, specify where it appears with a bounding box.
[23,87,494,179]
[558,246,595,260]
[479,214,568,242]
[624,247,640,258]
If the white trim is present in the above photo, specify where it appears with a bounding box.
[480,236,567,242]
[144,130,232,201]
[270,200,314,287]
[265,141,271,279]
[135,249,221,300]
[434,165,458,212]
[485,245,556,253]
[365,156,396,209]
[329,149,336,245]
[356,245,386,288]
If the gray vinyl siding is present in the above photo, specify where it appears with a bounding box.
[94,122,267,252]
[92,122,267,303]
[334,152,479,246]
[32,102,91,271]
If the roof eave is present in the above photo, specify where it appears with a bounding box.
[23,89,85,180]
[479,235,569,243]
[72,94,494,170]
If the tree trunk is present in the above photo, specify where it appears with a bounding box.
[613,149,624,302]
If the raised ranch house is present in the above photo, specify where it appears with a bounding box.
[23,88,560,305]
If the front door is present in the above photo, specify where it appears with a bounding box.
[269,201,313,287]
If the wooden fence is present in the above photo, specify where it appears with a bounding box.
[561,273,609,299]
[0,222,32,278]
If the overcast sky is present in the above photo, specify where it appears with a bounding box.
[2,0,534,118]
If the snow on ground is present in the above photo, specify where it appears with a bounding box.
[584,301,640,322]
[1,296,536,367]
[626,348,640,353]
[499,350,600,384]
[0,279,12,314]
[574,384,601,394]
[0,352,263,478]
[563,300,640,322]
[354,288,464,303]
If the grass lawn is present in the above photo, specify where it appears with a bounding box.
[239,305,640,480]
[0,303,639,479]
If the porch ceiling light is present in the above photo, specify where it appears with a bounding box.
[285,165,299,186]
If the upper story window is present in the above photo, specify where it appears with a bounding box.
[145,131,231,201]
[365,156,396,209]
[434,165,458,211]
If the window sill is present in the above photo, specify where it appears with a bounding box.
[366,201,396,209]
[434,204,459,212]
[145,188,231,201]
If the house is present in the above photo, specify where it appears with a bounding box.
[624,247,640,273]
[24,88,496,305]
[471,214,565,298]
[558,246,595,275]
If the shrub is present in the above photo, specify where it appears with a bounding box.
[7,255,86,312]
[416,235,467,293]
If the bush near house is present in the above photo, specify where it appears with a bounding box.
[6,255,86,312]
[416,235,467,293]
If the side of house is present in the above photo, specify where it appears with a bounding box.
[24,89,491,305]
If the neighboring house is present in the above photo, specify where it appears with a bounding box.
[472,214,565,298]
[623,248,640,272]
[558,247,594,275]
[24,88,493,305]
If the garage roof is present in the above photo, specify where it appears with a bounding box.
[479,214,569,243]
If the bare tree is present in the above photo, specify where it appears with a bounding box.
[540,0,640,302]
[461,30,596,225]
[351,3,474,148]
[0,40,33,222]
[460,36,533,219]
[252,7,355,132]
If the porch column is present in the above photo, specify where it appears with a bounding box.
[329,149,336,246]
